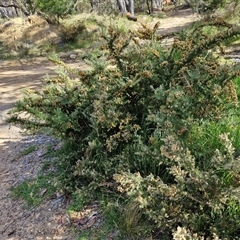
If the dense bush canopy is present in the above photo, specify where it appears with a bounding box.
[8,17,240,239]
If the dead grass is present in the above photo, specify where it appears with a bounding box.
[0,10,200,59]
[0,15,60,53]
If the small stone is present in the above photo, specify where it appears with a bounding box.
[69,54,77,59]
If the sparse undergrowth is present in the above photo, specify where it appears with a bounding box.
[7,11,240,240]
[11,174,57,207]
[0,14,101,60]
[0,12,143,60]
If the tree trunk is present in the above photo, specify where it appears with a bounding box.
[146,0,152,13]
[153,0,163,9]
[116,0,127,14]
[126,0,134,16]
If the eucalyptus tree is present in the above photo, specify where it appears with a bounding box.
[116,0,134,15]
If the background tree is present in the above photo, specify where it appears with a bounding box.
[0,0,31,17]
[1,0,238,19]
[33,0,74,22]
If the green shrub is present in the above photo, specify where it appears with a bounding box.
[60,20,87,43]
[114,132,240,238]
[8,20,240,238]
[34,0,73,22]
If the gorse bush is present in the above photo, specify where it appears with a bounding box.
[8,19,240,238]
[114,132,240,239]
[60,20,86,43]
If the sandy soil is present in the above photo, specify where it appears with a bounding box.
[0,57,87,240]
[0,58,86,144]
[0,8,199,240]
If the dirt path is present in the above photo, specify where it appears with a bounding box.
[0,57,88,240]
[0,58,86,144]
[0,9,199,240]
[0,59,52,144]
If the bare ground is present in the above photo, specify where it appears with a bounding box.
[0,58,85,240]
[0,9,199,240]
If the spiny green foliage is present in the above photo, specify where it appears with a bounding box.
[114,132,240,238]
[8,19,240,238]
